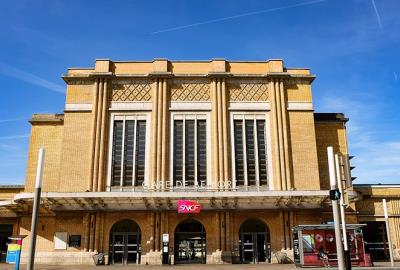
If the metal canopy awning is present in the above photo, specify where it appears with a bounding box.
[0,190,359,214]
[12,190,333,211]
[293,224,366,231]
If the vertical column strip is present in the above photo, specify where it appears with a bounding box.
[93,79,104,191]
[89,213,95,252]
[270,80,282,190]
[94,212,100,252]
[225,211,230,251]
[151,213,155,251]
[83,213,90,252]
[281,211,287,250]
[89,80,99,191]
[217,79,224,188]
[211,79,219,188]
[98,80,109,192]
[280,79,292,190]
[151,80,159,186]
[161,79,168,187]
[275,80,286,190]
[99,212,105,252]
[156,80,163,186]
[221,78,229,186]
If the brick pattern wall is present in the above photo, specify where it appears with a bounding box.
[66,81,94,104]
[59,112,92,192]
[25,123,63,192]
[315,122,347,190]
[288,111,320,190]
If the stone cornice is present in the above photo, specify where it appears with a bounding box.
[62,72,315,82]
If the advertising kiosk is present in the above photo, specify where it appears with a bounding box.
[6,235,26,270]
[293,225,372,267]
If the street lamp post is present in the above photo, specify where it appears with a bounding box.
[27,148,45,270]
[327,147,344,270]
[382,198,394,267]
[335,154,351,270]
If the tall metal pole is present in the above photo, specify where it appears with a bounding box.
[27,148,45,270]
[335,154,351,270]
[327,147,344,270]
[383,198,394,267]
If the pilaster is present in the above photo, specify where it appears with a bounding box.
[270,76,291,190]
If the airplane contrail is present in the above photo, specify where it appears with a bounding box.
[0,117,27,123]
[371,0,383,30]
[151,0,329,34]
[0,62,65,93]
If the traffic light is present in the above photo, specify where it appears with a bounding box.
[329,189,341,200]
[342,154,354,188]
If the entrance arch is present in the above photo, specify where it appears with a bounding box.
[109,219,141,265]
[174,219,206,264]
[239,218,271,263]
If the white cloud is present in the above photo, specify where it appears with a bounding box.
[317,95,400,184]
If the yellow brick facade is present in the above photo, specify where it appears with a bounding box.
[1,58,399,265]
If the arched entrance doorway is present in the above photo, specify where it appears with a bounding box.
[174,219,206,264]
[239,218,271,263]
[109,219,141,265]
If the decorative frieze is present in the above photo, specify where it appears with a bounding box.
[228,79,268,101]
[67,79,94,85]
[170,79,211,101]
[111,79,152,102]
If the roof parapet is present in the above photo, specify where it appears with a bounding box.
[29,114,64,125]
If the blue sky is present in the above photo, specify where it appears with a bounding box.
[0,0,399,185]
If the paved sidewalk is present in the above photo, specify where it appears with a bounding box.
[1,262,399,270]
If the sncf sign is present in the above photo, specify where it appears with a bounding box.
[177,200,201,214]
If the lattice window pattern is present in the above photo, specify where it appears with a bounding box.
[111,80,152,101]
[228,79,268,101]
[170,79,210,101]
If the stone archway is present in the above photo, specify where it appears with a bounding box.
[174,219,206,264]
[109,219,141,265]
[239,218,271,263]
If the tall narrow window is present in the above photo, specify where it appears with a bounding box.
[172,116,207,187]
[197,120,207,184]
[111,121,123,186]
[245,120,256,186]
[257,120,268,186]
[111,118,147,187]
[135,120,146,186]
[173,120,183,186]
[233,116,268,188]
[233,120,244,186]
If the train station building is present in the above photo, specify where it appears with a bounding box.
[0,59,399,265]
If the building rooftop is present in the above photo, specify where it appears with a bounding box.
[314,113,348,123]
[0,185,24,189]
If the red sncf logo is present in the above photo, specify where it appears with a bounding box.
[177,200,201,214]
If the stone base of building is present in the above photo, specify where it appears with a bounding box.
[20,252,97,265]
[271,249,294,264]
[394,248,400,260]
[141,251,162,265]
[206,250,232,264]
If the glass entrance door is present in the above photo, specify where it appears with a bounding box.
[242,233,255,262]
[175,235,206,264]
[111,232,140,265]
[240,233,268,263]
[239,219,271,264]
[112,233,124,264]
[174,220,206,264]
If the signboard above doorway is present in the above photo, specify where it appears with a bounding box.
[177,200,201,214]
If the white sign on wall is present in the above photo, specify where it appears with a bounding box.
[54,232,68,250]
[162,233,169,243]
